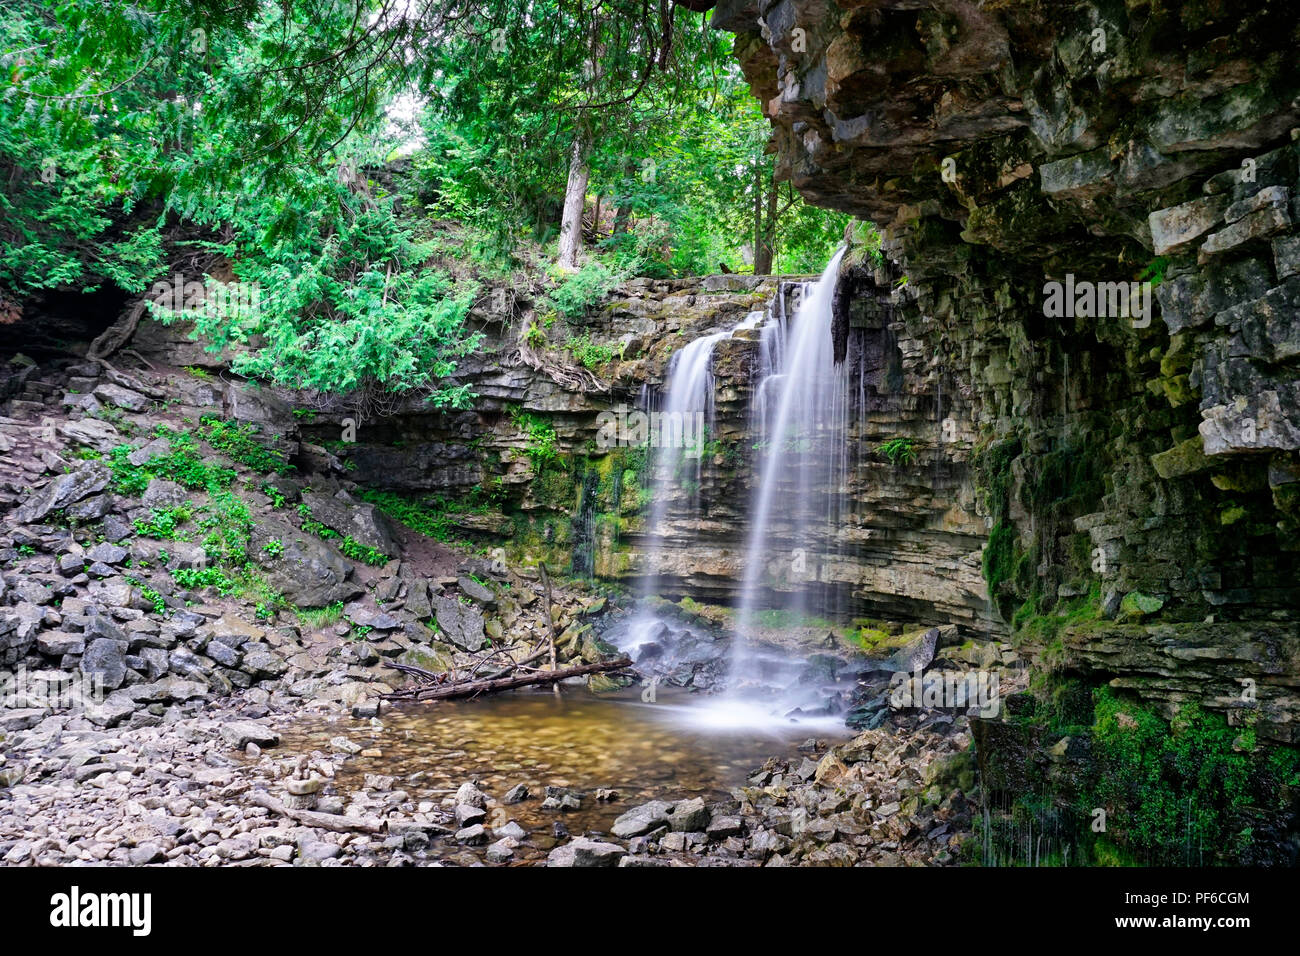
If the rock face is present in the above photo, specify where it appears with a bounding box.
[707,0,1300,743]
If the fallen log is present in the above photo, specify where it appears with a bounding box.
[382,656,632,702]
[247,791,383,834]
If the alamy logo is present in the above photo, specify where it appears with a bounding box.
[50,886,151,937]
[148,273,262,319]
[595,404,706,453]
[1042,274,1152,328]
[889,669,1000,717]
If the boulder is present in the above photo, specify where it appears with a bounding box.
[611,800,672,838]
[57,419,122,453]
[547,837,626,867]
[432,596,487,652]
[301,491,399,556]
[13,461,111,524]
[80,637,128,690]
[92,382,149,412]
[219,721,281,749]
[264,532,364,608]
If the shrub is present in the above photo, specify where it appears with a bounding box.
[878,436,917,466]
[200,417,292,474]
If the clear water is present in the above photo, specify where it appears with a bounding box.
[281,686,848,861]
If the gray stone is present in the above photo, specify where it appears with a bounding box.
[37,631,84,657]
[667,797,710,833]
[80,638,127,690]
[301,491,399,556]
[265,531,364,608]
[454,804,487,826]
[455,824,487,845]
[92,382,149,412]
[13,461,111,524]
[57,419,122,453]
[87,542,128,565]
[1148,194,1228,255]
[240,643,287,680]
[502,783,530,804]
[141,479,187,510]
[457,576,497,607]
[219,721,280,749]
[611,800,672,838]
[432,596,486,652]
[547,837,626,867]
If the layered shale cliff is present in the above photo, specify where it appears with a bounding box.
[707,0,1300,752]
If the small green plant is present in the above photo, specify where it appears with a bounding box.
[296,601,345,629]
[357,490,455,541]
[262,538,284,558]
[200,417,292,474]
[510,407,560,473]
[125,576,167,615]
[878,436,918,466]
[17,545,35,557]
[109,433,236,496]
[261,482,287,509]
[546,260,622,318]
[172,566,238,594]
[133,505,193,540]
[298,503,339,539]
[340,536,389,567]
[564,333,618,370]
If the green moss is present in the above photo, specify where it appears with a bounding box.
[982,521,1018,600]
[1084,688,1257,864]
[1117,590,1164,621]
[200,417,292,474]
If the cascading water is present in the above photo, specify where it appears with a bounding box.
[609,250,853,733]
[735,248,850,674]
[613,311,765,671]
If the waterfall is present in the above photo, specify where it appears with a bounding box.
[616,310,768,657]
[734,248,849,683]
[608,250,852,731]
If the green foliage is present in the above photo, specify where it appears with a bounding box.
[1086,688,1258,864]
[547,262,623,318]
[262,538,284,559]
[297,601,345,628]
[133,505,193,541]
[197,493,254,568]
[109,433,236,497]
[510,407,560,473]
[297,503,339,540]
[125,577,167,616]
[172,566,238,595]
[200,417,291,474]
[563,333,619,370]
[261,482,288,509]
[878,437,918,466]
[339,536,389,567]
[358,490,454,541]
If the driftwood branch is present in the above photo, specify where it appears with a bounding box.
[382,656,631,703]
[247,791,383,833]
[538,562,562,697]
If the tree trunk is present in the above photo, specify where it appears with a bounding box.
[557,125,591,271]
[754,167,779,275]
[386,657,632,702]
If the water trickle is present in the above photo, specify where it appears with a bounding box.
[735,248,850,678]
